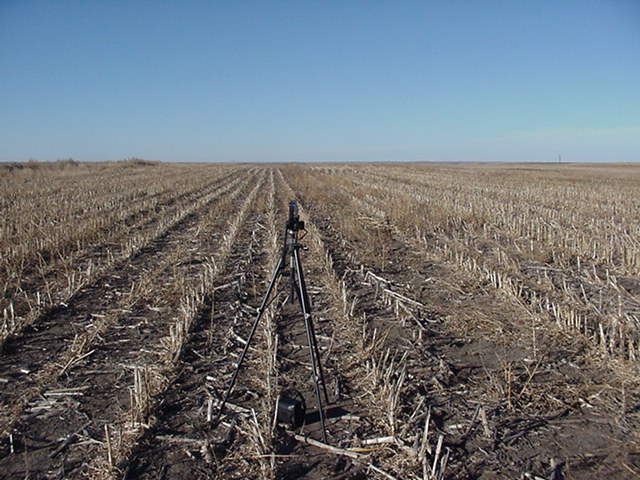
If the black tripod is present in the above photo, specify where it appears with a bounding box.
[216,201,330,442]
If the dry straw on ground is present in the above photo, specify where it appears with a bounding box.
[1,162,639,480]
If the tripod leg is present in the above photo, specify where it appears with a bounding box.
[215,254,284,423]
[293,247,330,404]
[289,251,296,304]
[293,247,329,443]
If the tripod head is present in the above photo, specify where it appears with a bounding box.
[282,201,306,303]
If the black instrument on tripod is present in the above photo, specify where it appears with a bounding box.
[216,201,330,442]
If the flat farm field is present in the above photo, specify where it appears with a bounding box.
[1,161,639,480]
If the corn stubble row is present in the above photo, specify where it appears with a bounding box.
[1,161,638,479]
[0,163,245,345]
[298,163,640,363]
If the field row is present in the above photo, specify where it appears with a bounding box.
[0,162,638,479]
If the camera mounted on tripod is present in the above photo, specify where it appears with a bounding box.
[216,199,329,443]
[286,200,305,233]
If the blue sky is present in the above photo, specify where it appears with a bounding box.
[1,1,638,163]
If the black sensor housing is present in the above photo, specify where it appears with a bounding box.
[276,394,306,428]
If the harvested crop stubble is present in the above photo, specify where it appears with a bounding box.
[0,161,639,480]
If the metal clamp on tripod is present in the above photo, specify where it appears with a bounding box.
[216,201,330,442]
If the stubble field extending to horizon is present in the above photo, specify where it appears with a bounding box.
[1,160,639,480]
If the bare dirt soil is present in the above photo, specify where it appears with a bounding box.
[1,162,639,480]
